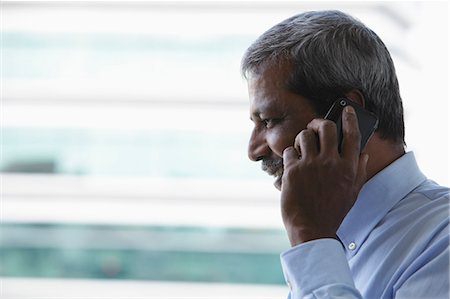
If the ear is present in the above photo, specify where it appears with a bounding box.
[345,89,366,108]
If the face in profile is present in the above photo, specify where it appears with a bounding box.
[247,65,317,190]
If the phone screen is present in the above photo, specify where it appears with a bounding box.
[324,98,379,153]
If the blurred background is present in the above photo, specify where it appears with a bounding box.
[0,1,448,298]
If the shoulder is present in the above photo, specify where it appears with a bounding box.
[379,180,449,248]
[412,179,450,202]
[387,180,449,250]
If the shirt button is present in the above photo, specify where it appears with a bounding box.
[348,242,357,251]
[287,280,292,291]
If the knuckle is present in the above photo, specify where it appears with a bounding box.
[307,118,320,126]
[284,146,295,157]
[307,118,322,130]
[298,129,313,142]
[317,155,337,169]
[322,120,337,131]
[301,156,316,169]
[299,129,310,138]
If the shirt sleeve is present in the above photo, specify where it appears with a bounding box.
[280,238,362,299]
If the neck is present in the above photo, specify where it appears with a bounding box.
[364,135,405,181]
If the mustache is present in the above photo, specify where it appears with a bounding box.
[261,158,284,176]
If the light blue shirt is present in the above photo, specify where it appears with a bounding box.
[280,152,449,299]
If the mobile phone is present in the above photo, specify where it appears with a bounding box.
[324,98,379,153]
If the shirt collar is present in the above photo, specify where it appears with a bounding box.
[337,151,427,258]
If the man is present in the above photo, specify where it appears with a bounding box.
[242,10,449,299]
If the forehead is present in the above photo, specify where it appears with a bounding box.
[248,66,288,105]
[247,63,289,93]
[248,65,299,114]
[247,64,318,121]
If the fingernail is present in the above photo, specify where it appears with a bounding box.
[344,106,355,114]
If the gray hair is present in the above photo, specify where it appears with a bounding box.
[241,10,404,143]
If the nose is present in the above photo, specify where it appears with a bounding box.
[248,128,270,161]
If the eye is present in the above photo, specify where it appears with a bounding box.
[262,119,271,127]
[261,118,280,128]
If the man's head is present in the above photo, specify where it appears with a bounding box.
[243,10,405,188]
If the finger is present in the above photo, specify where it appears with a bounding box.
[294,129,319,159]
[306,118,338,155]
[341,106,361,163]
[283,146,299,166]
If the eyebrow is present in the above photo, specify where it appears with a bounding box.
[252,100,282,116]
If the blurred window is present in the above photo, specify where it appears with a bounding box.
[1,1,448,297]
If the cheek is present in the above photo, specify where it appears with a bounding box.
[266,129,297,157]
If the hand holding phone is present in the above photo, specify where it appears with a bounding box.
[324,98,378,153]
[281,98,372,245]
